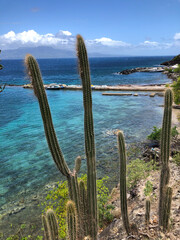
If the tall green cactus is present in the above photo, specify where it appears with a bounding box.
[145,199,151,225]
[25,34,97,239]
[76,35,98,239]
[42,209,59,240]
[159,89,173,227]
[117,131,131,235]
[66,200,78,240]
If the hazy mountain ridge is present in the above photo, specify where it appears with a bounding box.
[1,46,115,59]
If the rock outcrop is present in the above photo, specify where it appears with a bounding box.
[161,54,180,66]
[118,67,165,75]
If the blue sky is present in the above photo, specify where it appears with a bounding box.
[1,0,180,56]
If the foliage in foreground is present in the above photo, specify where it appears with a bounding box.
[172,77,180,105]
[42,175,114,238]
[127,159,156,190]
[172,152,180,166]
[147,126,178,141]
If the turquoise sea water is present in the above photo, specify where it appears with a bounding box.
[0,57,171,208]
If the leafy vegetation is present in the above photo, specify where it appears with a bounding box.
[173,64,180,73]
[144,180,153,197]
[172,77,180,105]
[172,152,180,166]
[127,159,156,190]
[42,175,114,238]
[147,126,178,141]
[165,67,173,73]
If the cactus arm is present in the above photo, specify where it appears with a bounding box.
[74,156,81,174]
[117,131,131,235]
[79,179,88,237]
[25,54,70,177]
[76,35,97,239]
[42,214,51,240]
[66,200,78,240]
[46,209,59,240]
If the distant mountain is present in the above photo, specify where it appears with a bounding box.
[1,46,118,59]
[1,46,75,59]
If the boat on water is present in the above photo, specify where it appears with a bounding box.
[46,84,65,90]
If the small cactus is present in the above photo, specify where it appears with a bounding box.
[66,200,78,240]
[145,199,151,225]
[117,130,131,235]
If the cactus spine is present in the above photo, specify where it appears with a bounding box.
[163,187,173,231]
[66,200,78,240]
[76,35,98,239]
[159,89,173,227]
[42,209,59,240]
[117,131,131,235]
[145,199,151,225]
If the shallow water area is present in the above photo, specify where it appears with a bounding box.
[0,87,164,207]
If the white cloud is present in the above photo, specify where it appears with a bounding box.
[0,29,179,55]
[140,40,159,47]
[87,37,131,47]
[174,33,180,41]
[0,30,75,50]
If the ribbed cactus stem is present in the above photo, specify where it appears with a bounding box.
[42,214,50,240]
[46,209,59,240]
[79,179,88,237]
[76,34,97,239]
[25,55,70,177]
[159,89,173,226]
[66,200,78,240]
[163,187,173,231]
[145,199,151,225]
[117,130,131,235]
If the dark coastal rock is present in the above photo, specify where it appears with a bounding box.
[118,67,165,75]
[161,54,180,66]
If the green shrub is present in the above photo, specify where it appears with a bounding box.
[144,181,153,197]
[164,68,173,73]
[42,175,114,237]
[147,126,161,141]
[172,153,180,166]
[173,64,180,73]
[172,77,180,105]
[147,126,178,141]
[127,159,155,190]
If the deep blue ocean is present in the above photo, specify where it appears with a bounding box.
[0,56,172,208]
